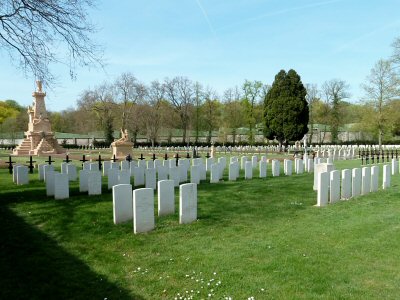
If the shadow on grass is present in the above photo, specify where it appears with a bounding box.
[0,205,142,300]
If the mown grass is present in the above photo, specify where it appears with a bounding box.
[0,154,399,299]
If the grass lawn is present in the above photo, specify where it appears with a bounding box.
[0,155,399,299]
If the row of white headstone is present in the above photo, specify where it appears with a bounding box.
[316,159,399,206]
[113,182,197,234]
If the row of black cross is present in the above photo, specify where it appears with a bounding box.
[6,151,211,174]
[360,149,398,165]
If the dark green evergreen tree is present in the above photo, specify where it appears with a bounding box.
[264,69,309,147]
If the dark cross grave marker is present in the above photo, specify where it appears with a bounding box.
[376,150,380,163]
[63,154,72,164]
[371,150,375,164]
[396,149,398,159]
[126,154,132,162]
[361,151,364,165]
[80,155,88,168]
[206,152,210,159]
[26,156,36,174]
[45,156,55,165]
[7,156,16,174]
[152,153,156,161]
[186,152,190,159]
[96,155,103,170]
[387,150,389,162]
[138,153,145,160]
[391,150,394,159]
[164,153,168,161]
[175,153,180,167]
[365,150,369,165]
[112,154,118,163]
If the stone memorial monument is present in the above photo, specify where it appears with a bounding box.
[111,128,133,159]
[13,81,65,155]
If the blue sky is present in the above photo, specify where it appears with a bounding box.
[1,0,400,111]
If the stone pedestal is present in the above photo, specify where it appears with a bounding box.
[111,142,133,159]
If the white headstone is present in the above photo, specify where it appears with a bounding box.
[133,188,155,234]
[352,168,361,197]
[120,160,130,170]
[61,162,68,174]
[284,159,292,176]
[178,161,188,183]
[138,159,147,170]
[251,155,258,169]
[154,159,162,169]
[206,157,214,172]
[113,184,133,224]
[88,171,102,195]
[157,165,169,181]
[361,167,371,195]
[392,159,398,175]
[158,180,175,216]
[296,159,304,174]
[313,163,334,190]
[79,170,89,192]
[89,162,99,171]
[54,173,69,200]
[329,170,340,204]
[341,169,351,199]
[179,183,197,224]
[16,165,29,185]
[272,160,280,177]
[244,161,253,179]
[45,170,56,196]
[383,164,391,189]
[108,168,119,190]
[118,169,131,185]
[210,164,220,183]
[110,162,120,170]
[370,166,379,192]
[307,158,314,173]
[229,162,238,181]
[83,161,91,170]
[145,168,157,190]
[66,164,77,181]
[241,156,248,170]
[317,171,329,207]
[43,164,54,182]
[133,166,145,187]
[147,160,155,169]
[102,161,111,176]
[169,166,180,187]
[38,163,46,180]
[259,160,267,178]
[190,165,201,184]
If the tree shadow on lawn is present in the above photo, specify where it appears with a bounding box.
[0,205,142,300]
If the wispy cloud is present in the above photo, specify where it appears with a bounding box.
[332,20,400,54]
[195,0,218,39]
[216,0,345,32]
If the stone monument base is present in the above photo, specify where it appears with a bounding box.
[111,142,133,159]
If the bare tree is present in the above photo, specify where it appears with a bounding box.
[144,80,165,147]
[77,83,115,144]
[193,82,204,143]
[305,84,320,144]
[0,0,102,85]
[223,86,244,144]
[163,76,194,144]
[202,87,220,144]
[114,72,146,132]
[361,59,400,148]
[322,79,350,143]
